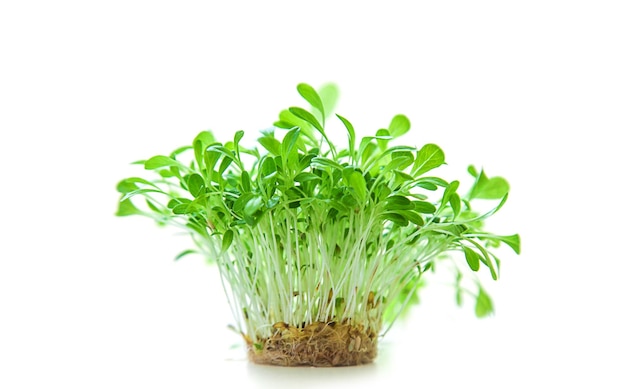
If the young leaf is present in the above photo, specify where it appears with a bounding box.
[348,171,367,203]
[467,164,479,178]
[318,83,339,118]
[145,155,185,170]
[440,180,460,211]
[463,246,481,271]
[413,144,445,176]
[289,107,324,133]
[336,114,356,161]
[193,131,216,169]
[382,212,409,226]
[289,107,336,157]
[450,192,461,218]
[234,130,244,158]
[116,177,159,194]
[391,150,414,170]
[412,201,436,214]
[258,136,281,156]
[388,114,410,138]
[376,129,391,150]
[405,211,425,226]
[281,127,301,164]
[116,198,142,217]
[244,195,264,217]
[468,169,510,200]
[492,234,521,254]
[194,131,215,147]
[297,83,325,123]
[187,174,205,197]
[385,195,414,211]
[241,171,252,192]
[120,188,166,202]
[475,286,494,318]
[174,249,197,261]
[311,156,344,172]
[294,172,321,183]
[221,229,234,253]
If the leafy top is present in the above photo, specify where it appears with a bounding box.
[116,82,520,322]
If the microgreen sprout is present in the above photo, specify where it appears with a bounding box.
[116,83,520,366]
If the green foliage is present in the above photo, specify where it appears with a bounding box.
[116,83,520,340]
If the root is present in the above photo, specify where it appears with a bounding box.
[246,321,378,367]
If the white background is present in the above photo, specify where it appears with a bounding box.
[1,1,625,388]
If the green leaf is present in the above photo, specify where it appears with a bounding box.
[144,155,185,170]
[388,114,410,138]
[475,286,494,318]
[120,188,166,202]
[116,177,159,194]
[385,195,414,211]
[415,176,449,188]
[234,130,244,157]
[382,212,409,226]
[348,171,367,203]
[311,157,344,172]
[281,127,301,163]
[204,149,220,180]
[415,181,437,190]
[218,156,232,174]
[412,201,436,214]
[298,153,316,171]
[393,170,416,185]
[187,174,205,197]
[207,145,236,165]
[172,202,203,215]
[289,107,336,157]
[194,131,216,147]
[468,169,510,200]
[116,198,142,216]
[193,131,216,170]
[463,193,509,224]
[241,171,252,192]
[289,107,324,133]
[170,146,192,158]
[440,180,460,210]
[167,198,190,209]
[174,249,197,261]
[294,172,321,183]
[463,246,481,271]
[450,193,461,218]
[221,230,234,253]
[413,144,445,176]
[360,142,378,168]
[455,271,463,306]
[297,83,325,122]
[318,83,339,118]
[391,150,414,170]
[259,156,277,179]
[496,234,521,254]
[336,114,356,161]
[376,129,391,150]
[405,211,425,226]
[469,240,499,280]
[275,109,316,144]
[145,199,162,214]
[244,195,264,216]
[258,136,281,156]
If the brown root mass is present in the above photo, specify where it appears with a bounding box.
[246,321,378,367]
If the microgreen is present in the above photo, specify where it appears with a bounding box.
[116,83,520,351]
